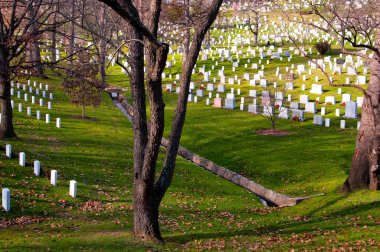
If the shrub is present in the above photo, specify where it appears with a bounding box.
[314,42,331,55]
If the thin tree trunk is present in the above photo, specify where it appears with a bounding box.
[68,0,75,64]
[51,4,57,64]
[0,47,16,139]
[27,4,44,77]
[182,0,190,62]
[154,0,224,206]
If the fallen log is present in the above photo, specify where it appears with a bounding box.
[111,94,324,207]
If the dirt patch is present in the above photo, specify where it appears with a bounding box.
[70,115,100,121]
[256,129,291,136]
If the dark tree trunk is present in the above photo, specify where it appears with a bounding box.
[182,0,190,62]
[343,52,380,192]
[51,4,58,64]
[0,47,16,139]
[27,4,44,76]
[154,0,224,208]
[68,0,75,64]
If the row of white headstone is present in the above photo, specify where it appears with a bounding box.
[1,144,76,212]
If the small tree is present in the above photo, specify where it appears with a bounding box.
[261,84,289,131]
[63,52,104,118]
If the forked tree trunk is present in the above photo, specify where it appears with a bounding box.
[0,47,16,139]
[343,52,380,192]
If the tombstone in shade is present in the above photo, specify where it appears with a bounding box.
[27,107,31,116]
[207,84,214,91]
[217,84,225,93]
[213,98,223,108]
[305,102,316,114]
[278,107,289,119]
[310,84,323,94]
[39,99,43,106]
[18,103,22,112]
[299,95,309,104]
[6,144,11,158]
[342,93,351,103]
[248,105,262,114]
[325,118,330,127]
[165,84,172,92]
[34,160,40,176]
[292,109,305,121]
[51,170,58,186]
[19,152,26,167]
[46,114,50,124]
[188,94,192,102]
[36,110,40,120]
[340,120,346,129]
[224,94,236,110]
[50,93,53,100]
[344,101,357,118]
[196,90,204,97]
[69,180,77,198]
[290,102,300,109]
[325,96,336,104]
[313,115,324,125]
[56,118,61,128]
[2,188,10,212]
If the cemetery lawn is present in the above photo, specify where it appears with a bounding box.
[0,73,379,251]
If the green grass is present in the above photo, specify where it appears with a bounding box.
[1,12,379,251]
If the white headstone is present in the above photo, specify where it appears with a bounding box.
[69,180,77,198]
[2,188,10,212]
[34,160,40,176]
[51,170,58,186]
[19,152,25,167]
[5,144,11,158]
[46,114,50,124]
[340,120,346,129]
[56,118,61,128]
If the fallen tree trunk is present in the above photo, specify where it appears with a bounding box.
[110,93,323,207]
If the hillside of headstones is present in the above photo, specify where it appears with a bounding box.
[1,2,371,212]
[115,3,367,131]
[1,79,79,213]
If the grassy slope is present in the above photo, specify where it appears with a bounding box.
[1,20,380,252]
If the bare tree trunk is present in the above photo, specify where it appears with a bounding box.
[154,0,224,209]
[182,0,190,62]
[68,0,75,64]
[51,4,58,64]
[343,52,380,192]
[0,47,16,139]
[27,4,44,76]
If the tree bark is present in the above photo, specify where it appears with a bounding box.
[27,3,44,76]
[68,0,75,64]
[0,47,16,139]
[343,52,380,192]
[51,3,58,64]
